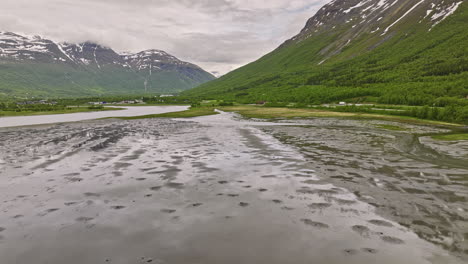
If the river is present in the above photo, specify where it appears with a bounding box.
[0,105,189,128]
[0,110,467,264]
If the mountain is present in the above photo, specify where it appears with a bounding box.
[183,0,467,108]
[121,50,214,93]
[0,32,215,97]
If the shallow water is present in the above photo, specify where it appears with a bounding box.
[0,111,467,263]
[0,105,188,128]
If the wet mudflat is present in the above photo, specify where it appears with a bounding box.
[0,111,466,264]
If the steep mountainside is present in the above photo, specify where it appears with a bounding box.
[0,32,215,97]
[184,0,467,108]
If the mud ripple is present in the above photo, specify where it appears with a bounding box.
[308,203,332,210]
[368,219,393,227]
[161,209,176,214]
[351,225,371,236]
[301,219,329,228]
[381,236,405,244]
[110,205,126,210]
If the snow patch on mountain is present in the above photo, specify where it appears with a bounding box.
[93,45,101,69]
[122,49,196,72]
[381,0,425,35]
[430,1,463,28]
[344,0,372,13]
[57,42,75,63]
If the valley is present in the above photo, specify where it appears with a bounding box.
[184,0,467,124]
[0,0,467,263]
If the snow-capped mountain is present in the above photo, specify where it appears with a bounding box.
[0,32,215,97]
[0,32,208,71]
[59,42,126,68]
[120,49,213,92]
[282,0,464,62]
[122,49,198,70]
[296,0,463,37]
[0,32,70,63]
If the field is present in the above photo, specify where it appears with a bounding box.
[431,133,468,141]
[216,105,462,127]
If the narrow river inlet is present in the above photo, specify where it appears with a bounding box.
[0,110,467,264]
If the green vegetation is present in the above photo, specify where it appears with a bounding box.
[116,107,217,120]
[374,124,407,131]
[55,95,194,106]
[312,104,467,124]
[0,98,126,117]
[218,105,356,118]
[0,95,195,117]
[183,3,468,125]
[0,62,214,98]
[431,133,468,141]
[217,105,461,126]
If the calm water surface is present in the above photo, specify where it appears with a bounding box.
[0,105,188,128]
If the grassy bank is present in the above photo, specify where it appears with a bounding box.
[217,105,462,127]
[431,133,468,141]
[374,124,408,131]
[0,107,124,117]
[116,107,218,120]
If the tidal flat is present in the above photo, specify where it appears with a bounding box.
[0,110,467,264]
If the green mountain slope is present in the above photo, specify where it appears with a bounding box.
[184,0,467,109]
[0,63,142,97]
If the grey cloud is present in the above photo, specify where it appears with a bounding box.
[1,0,330,75]
[176,31,269,63]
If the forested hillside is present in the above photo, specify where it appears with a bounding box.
[184,0,468,123]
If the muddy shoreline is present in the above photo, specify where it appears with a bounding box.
[0,112,466,263]
[264,119,468,258]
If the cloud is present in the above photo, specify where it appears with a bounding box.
[1,0,329,75]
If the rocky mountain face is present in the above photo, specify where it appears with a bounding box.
[0,32,215,97]
[294,0,463,39]
[60,42,125,68]
[184,0,467,108]
[0,32,65,63]
[121,50,213,92]
[123,49,194,70]
[282,0,464,62]
[0,32,123,66]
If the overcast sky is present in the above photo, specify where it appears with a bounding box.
[1,0,329,76]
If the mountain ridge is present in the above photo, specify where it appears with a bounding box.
[279,0,464,63]
[0,32,215,97]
